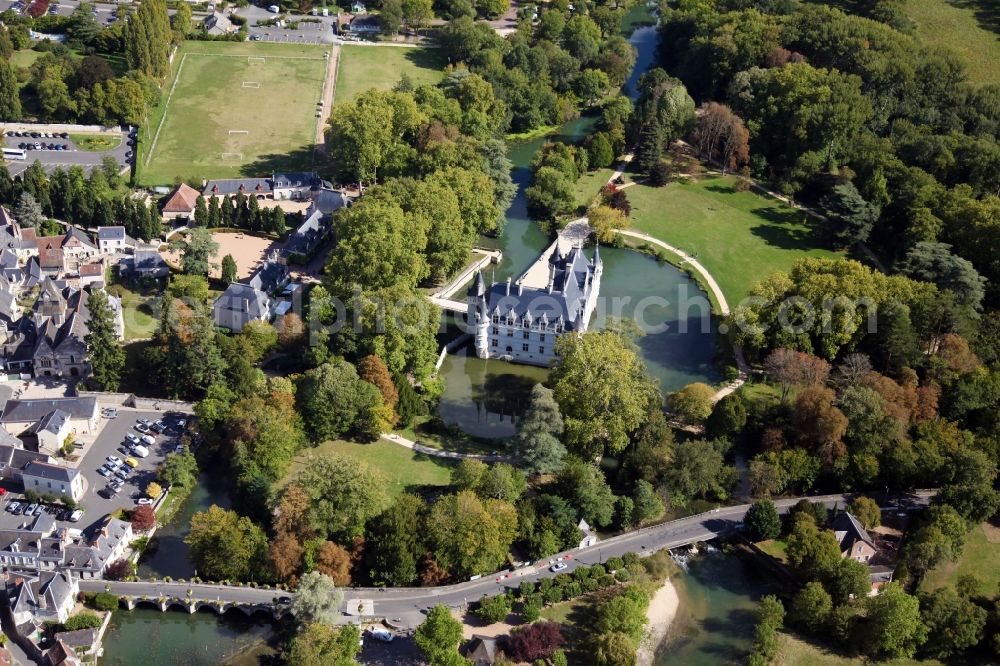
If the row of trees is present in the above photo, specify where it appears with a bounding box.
[190,193,287,236]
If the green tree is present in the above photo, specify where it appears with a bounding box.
[172,228,218,277]
[668,382,715,424]
[819,182,881,246]
[588,132,615,170]
[290,571,344,626]
[900,242,986,310]
[632,480,664,523]
[860,583,927,659]
[365,493,426,586]
[525,166,576,221]
[919,587,987,659]
[744,499,781,541]
[551,330,660,457]
[791,581,833,634]
[326,91,401,183]
[14,192,44,228]
[296,452,389,540]
[220,254,237,285]
[172,1,193,35]
[663,439,734,506]
[825,557,870,604]
[556,458,616,528]
[296,361,385,440]
[185,505,269,581]
[847,497,881,530]
[416,604,468,666]
[0,58,21,121]
[786,512,841,581]
[515,384,567,474]
[475,594,512,624]
[84,289,125,390]
[158,450,198,488]
[706,393,747,439]
[286,623,361,666]
[427,491,517,578]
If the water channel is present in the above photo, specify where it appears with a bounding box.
[102,9,724,660]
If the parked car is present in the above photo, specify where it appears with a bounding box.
[25,503,37,515]
[550,562,568,572]
[33,504,43,516]
[97,467,112,478]
[133,444,150,458]
[152,420,167,432]
[124,457,138,469]
[7,501,19,513]
[177,418,188,429]
[135,423,151,434]
[137,498,154,506]
[125,433,140,444]
[0,488,6,496]
[115,469,129,481]
[117,445,131,455]
[174,444,185,454]
[368,628,394,643]
[102,407,118,418]
[12,504,24,515]
[69,510,84,522]
[106,455,122,466]
[137,418,152,427]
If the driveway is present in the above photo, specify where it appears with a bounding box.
[0,409,189,534]
[2,125,134,177]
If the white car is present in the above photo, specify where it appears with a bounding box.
[137,498,154,506]
[69,510,84,522]
[268,4,280,11]
[140,434,155,446]
[106,455,122,466]
[368,628,393,643]
[550,562,568,573]
[132,445,150,458]
[125,433,140,445]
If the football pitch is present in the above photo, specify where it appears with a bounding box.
[139,42,331,186]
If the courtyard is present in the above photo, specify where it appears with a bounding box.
[162,231,279,281]
[138,41,332,186]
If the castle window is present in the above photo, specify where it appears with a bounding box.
[491,327,498,335]
[491,339,497,347]
[523,332,529,340]
[540,334,546,342]
[506,329,513,337]
[539,347,545,355]
[522,344,529,352]
[492,315,499,323]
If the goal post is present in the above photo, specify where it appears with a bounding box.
[220,152,244,160]
[242,81,261,88]
[247,56,265,64]
[228,130,249,135]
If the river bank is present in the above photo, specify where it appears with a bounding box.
[638,578,680,666]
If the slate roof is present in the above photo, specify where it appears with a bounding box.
[203,177,272,197]
[22,461,78,483]
[473,245,601,332]
[62,517,130,572]
[272,172,324,190]
[831,511,876,552]
[131,249,167,273]
[97,226,126,241]
[0,443,48,468]
[33,409,70,436]
[162,183,201,213]
[466,636,498,665]
[313,188,352,215]
[216,282,270,320]
[247,257,288,293]
[1,397,98,424]
[8,570,75,619]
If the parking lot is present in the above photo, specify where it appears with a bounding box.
[2,125,134,177]
[0,408,189,534]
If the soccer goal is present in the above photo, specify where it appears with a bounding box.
[242,81,261,88]
[248,56,265,64]
[228,130,249,135]
[221,152,244,160]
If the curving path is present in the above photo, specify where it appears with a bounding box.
[381,433,513,463]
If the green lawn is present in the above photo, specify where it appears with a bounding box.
[921,523,1000,598]
[108,281,161,341]
[139,41,330,186]
[756,538,788,564]
[904,0,1000,86]
[10,49,41,69]
[573,168,617,208]
[281,438,456,497]
[334,45,446,105]
[70,133,122,152]
[623,174,841,305]
[779,633,940,665]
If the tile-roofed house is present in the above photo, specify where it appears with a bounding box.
[1,396,99,436]
[831,511,878,563]
[161,183,201,219]
[21,461,83,500]
[469,245,603,367]
[37,235,65,274]
[8,570,78,628]
[0,211,38,263]
[60,227,98,271]
[78,261,105,286]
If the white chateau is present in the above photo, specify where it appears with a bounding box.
[467,245,602,367]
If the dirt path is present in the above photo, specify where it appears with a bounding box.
[315,45,339,150]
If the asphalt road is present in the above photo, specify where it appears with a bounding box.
[3,126,134,177]
[83,491,935,627]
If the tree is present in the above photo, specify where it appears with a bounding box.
[415,604,467,666]
[0,59,21,121]
[146,481,163,500]
[791,387,848,468]
[270,532,305,582]
[632,480,664,523]
[663,439,734,506]
[900,242,986,310]
[919,587,987,659]
[588,205,628,244]
[668,383,715,424]
[296,453,389,540]
[158,450,198,488]
[401,0,433,30]
[104,559,134,581]
[556,458,616,528]
[750,595,785,663]
[379,0,403,34]
[426,491,517,578]
[314,541,352,586]
[551,330,660,457]
[290,571,343,626]
[358,355,399,412]
[508,621,565,663]
[220,254,237,285]
[826,557,870,604]
[185,505,269,581]
[791,581,833,634]
[365,493,426,586]
[763,349,831,402]
[326,91,400,183]
[286,623,361,666]
[130,504,156,531]
[706,393,747,439]
[525,166,576,221]
[515,384,567,474]
[172,2,193,35]
[85,289,125,390]
[819,182,880,247]
[690,102,749,172]
[475,594,512,624]
[296,361,384,440]
[848,497,881,529]
[14,192,44,228]
[172,228,218,276]
[786,512,841,581]
[860,583,927,659]
[744,499,781,541]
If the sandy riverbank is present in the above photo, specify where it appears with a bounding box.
[637,578,680,666]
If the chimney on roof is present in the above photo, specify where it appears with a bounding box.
[517,281,523,296]
[505,277,511,296]
[547,264,555,294]
[243,299,249,313]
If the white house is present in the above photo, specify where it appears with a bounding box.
[28,409,71,454]
[8,570,78,628]
[21,461,83,501]
[97,227,133,255]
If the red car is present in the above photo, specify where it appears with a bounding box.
[0,488,7,496]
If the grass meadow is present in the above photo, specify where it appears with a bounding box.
[334,44,446,104]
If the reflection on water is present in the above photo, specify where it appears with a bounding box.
[657,551,777,666]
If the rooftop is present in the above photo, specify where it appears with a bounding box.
[1,397,98,424]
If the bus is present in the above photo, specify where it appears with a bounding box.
[2,148,26,161]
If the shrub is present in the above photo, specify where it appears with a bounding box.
[520,581,536,597]
[508,621,565,663]
[614,569,631,583]
[622,552,640,567]
[572,566,592,582]
[92,593,119,612]
[105,559,133,581]
[23,490,38,503]
[521,599,541,622]
[606,556,624,571]
[648,161,672,187]
[563,582,582,598]
[545,587,563,605]
[130,504,156,532]
[554,573,572,587]
[582,577,600,593]
[597,574,616,588]
[591,564,606,577]
[64,612,102,631]
[538,578,554,593]
[475,595,512,624]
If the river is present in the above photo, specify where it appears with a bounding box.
[437,14,720,438]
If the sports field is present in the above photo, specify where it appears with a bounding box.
[139,42,331,186]
[334,44,446,104]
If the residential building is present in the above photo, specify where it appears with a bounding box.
[25,409,71,454]
[97,226,134,255]
[213,252,289,331]
[119,248,169,279]
[349,14,381,33]
[204,10,235,35]
[465,636,498,666]
[50,628,101,665]
[831,512,878,563]
[469,245,602,367]
[0,210,38,264]
[35,228,99,275]
[21,461,83,501]
[161,183,201,219]
[77,261,105,287]
[0,513,133,579]
[283,189,351,263]
[203,172,331,201]
[0,397,100,439]
[7,570,78,629]
[0,443,50,482]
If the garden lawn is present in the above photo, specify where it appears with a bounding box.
[779,633,939,665]
[921,522,1000,598]
[10,50,41,69]
[71,133,122,152]
[904,0,1000,86]
[111,284,159,341]
[139,41,330,186]
[281,438,456,497]
[756,538,788,564]
[334,45,446,104]
[573,168,616,209]
[624,174,841,305]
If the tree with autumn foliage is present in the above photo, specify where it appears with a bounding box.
[313,541,353,586]
[508,621,565,663]
[130,504,156,532]
[691,102,751,173]
[358,354,399,413]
